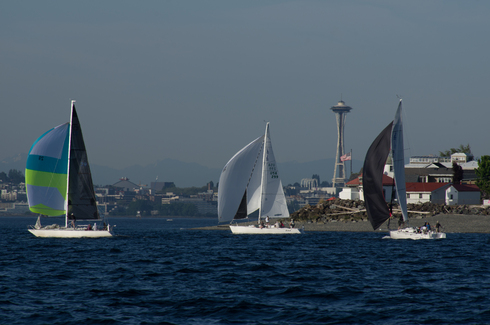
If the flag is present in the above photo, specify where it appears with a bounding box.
[340,152,352,162]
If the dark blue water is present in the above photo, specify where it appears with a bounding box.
[1,216,490,324]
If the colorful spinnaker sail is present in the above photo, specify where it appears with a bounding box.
[26,123,70,216]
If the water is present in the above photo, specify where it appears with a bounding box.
[1,216,490,324]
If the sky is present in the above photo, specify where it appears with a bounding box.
[2,0,489,173]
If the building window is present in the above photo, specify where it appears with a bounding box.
[450,194,453,199]
[419,194,422,199]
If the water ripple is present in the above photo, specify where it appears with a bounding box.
[2,217,490,324]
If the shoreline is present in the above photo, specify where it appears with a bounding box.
[195,214,490,234]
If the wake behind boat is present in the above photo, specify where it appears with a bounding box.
[26,100,112,238]
[218,123,301,234]
[363,99,446,240]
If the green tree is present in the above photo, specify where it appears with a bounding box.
[452,162,463,184]
[8,169,24,184]
[476,155,490,197]
[439,144,473,159]
[0,172,7,183]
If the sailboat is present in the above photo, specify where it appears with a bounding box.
[363,99,446,240]
[26,100,112,238]
[218,123,301,234]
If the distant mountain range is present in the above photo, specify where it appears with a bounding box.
[1,153,362,188]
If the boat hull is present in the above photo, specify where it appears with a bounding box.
[230,225,302,234]
[389,227,446,240]
[28,228,112,238]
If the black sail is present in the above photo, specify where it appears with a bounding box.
[363,122,393,230]
[67,106,100,220]
[234,191,248,220]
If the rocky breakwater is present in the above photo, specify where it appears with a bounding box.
[290,199,490,233]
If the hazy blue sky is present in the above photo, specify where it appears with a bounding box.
[2,1,489,173]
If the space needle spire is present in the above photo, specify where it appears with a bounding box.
[330,99,352,188]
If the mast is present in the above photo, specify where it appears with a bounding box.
[65,100,75,227]
[259,122,269,220]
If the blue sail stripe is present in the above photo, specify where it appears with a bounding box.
[26,184,66,216]
[26,155,68,174]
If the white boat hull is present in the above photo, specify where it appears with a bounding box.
[230,225,302,234]
[28,228,112,238]
[389,227,446,240]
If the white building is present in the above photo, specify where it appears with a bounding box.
[405,183,450,204]
[339,173,395,202]
[445,184,481,205]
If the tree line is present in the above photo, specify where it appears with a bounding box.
[0,169,24,184]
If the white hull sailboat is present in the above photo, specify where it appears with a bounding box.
[363,99,445,240]
[29,218,112,238]
[389,227,446,240]
[229,225,301,234]
[218,123,301,234]
[26,100,112,238]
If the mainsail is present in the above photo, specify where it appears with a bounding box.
[67,105,100,220]
[363,121,393,230]
[391,100,408,222]
[259,123,289,219]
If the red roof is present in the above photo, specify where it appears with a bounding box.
[347,174,480,193]
[347,173,394,186]
[405,182,450,192]
[450,184,480,192]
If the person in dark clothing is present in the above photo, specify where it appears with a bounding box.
[436,221,441,232]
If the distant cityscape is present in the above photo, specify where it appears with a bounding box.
[0,151,485,217]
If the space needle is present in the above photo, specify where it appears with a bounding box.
[330,100,352,188]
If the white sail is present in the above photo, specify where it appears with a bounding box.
[218,135,264,223]
[246,146,263,214]
[391,99,408,222]
[259,123,289,219]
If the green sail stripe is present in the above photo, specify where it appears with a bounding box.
[25,169,67,198]
[29,203,65,217]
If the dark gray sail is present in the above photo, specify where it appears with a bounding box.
[67,106,100,220]
[234,191,248,220]
[363,122,393,230]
